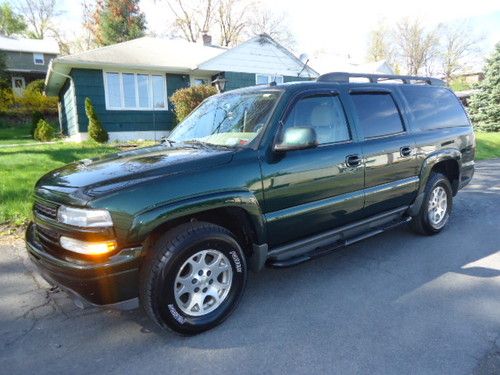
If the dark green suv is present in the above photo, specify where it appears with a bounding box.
[26,73,475,334]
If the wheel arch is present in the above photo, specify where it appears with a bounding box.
[418,149,461,196]
[129,191,266,258]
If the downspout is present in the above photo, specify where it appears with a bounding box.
[47,62,79,140]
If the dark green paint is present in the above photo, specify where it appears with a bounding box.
[28,80,475,304]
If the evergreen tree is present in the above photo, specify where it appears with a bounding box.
[85,97,108,143]
[469,43,500,132]
[90,0,146,46]
[34,119,55,142]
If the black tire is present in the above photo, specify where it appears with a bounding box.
[139,221,247,335]
[410,172,453,235]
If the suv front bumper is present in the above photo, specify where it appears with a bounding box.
[25,223,141,308]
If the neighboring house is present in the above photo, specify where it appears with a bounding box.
[44,34,318,142]
[309,54,395,75]
[0,35,59,96]
[453,72,484,85]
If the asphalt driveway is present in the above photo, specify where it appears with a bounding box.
[1,160,499,375]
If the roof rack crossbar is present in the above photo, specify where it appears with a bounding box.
[316,72,445,86]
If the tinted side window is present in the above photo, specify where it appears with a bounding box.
[402,87,469,130]
[284,95,350,144]
[351,93,404,138]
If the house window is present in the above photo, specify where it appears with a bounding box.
[104,72,168,110]
[192,78,209,86]
[256,74,284,85]
[33,53,44,65]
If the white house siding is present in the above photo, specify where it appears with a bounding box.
[198,37,318,78]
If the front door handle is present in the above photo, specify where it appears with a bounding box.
[400,146,412,157]
[345,154,361,167]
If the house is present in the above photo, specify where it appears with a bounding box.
[0,35,59,95]
[44,34,318,142]
[452,72,484,85]
[309,53,395,75]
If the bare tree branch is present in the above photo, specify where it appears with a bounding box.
[440,21,484,82]
[17,0,61,39]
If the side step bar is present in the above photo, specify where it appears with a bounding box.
[267,215,411,268]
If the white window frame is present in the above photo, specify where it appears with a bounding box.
[103,71,168,111]
[255,74,284,85]
[11,76,25,95]
[33,53,44,65]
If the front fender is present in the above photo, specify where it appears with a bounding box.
[128,191,266,244]
[418,148,461,195]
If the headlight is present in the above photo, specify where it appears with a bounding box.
[57,206,113,227]
[60,236,117,255]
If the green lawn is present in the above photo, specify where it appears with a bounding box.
[0,142,118,225]
[0,123,34,145]
[475,132,500,160]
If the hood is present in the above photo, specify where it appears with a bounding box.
[35,144,234,204]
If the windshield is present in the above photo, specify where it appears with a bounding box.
[168,91,280,147]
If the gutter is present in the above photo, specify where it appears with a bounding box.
[46,61,79,137]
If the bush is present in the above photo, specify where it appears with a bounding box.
[0,81,57,116]
[170,85,217,123]
[0,88,14,112]
[34,119,55,141]
[25,79,45,95]
[18,90,58,114]
[85,97,108,143]
[31,111,44,138]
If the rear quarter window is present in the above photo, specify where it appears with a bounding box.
[350,93,404,138]
[401,87,470,131]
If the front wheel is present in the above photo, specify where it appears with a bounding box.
[410,172,453,235]
[139,222,247,335]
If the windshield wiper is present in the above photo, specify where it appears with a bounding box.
[161,138,176,147]
[184,140,233,150]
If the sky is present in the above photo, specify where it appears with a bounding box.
[8,0,500,70]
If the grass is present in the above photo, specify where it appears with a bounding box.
[0,142,118,226]
[0,122,34,145]
[475,132,500,160]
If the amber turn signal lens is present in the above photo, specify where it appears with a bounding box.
[60,236,117,255]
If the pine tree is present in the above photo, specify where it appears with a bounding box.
[90,0,146,46]
[469,43,500,132]
[85,97,109,143]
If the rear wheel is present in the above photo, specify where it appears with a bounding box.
[139,222,247,335]
[410,172,453,235]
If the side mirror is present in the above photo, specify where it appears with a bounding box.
[274,127,318,152]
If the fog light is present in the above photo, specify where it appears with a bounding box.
[60,236,117,255]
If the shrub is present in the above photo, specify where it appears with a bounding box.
[0,88,14,113]
[34,119,55,141]
[25,79,45,95]
[31,111,44,138]
[18,90,58,114]
[85,97,108,143]
[170,85,217,123]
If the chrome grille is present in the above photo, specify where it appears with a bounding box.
[34,202,58,220]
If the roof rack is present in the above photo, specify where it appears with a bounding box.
[316,72,445,86]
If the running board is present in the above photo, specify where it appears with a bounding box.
[267,216,411,268]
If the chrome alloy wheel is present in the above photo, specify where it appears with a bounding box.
[174,250,233,316]
[428,186,448,226]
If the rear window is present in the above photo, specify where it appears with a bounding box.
[350,93,404,138]
[401,87,470,131]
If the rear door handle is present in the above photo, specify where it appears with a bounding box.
[345,154,361,167]
[400,146,412,157]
